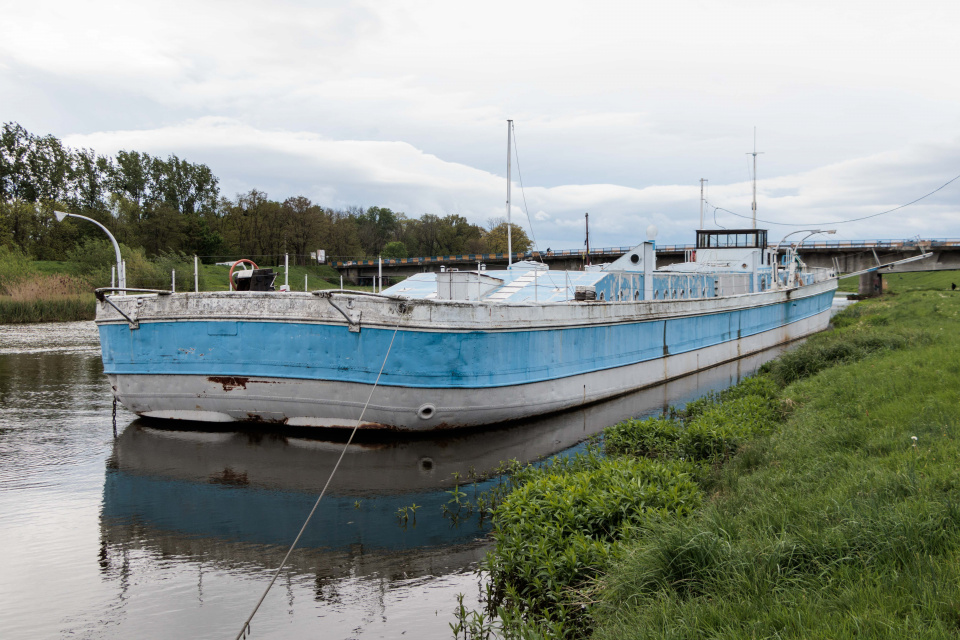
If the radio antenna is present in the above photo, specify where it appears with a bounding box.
[746,127,764,229]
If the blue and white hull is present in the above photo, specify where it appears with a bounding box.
[97,275,836,431]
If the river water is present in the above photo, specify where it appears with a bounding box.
[0,314,838,640]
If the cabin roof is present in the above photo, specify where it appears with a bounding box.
[383,267,610,302]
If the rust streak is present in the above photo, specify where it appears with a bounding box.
[208,376,249,391]
[244,413,290,424]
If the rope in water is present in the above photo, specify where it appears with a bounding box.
[235,322,402,640]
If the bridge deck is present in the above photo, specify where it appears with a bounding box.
[333,238,960,270]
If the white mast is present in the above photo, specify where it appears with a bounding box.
[747,127,763,229]
[506,119,513,266]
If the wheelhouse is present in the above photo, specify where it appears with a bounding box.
[696,229,767,250]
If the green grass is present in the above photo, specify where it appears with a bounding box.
[31,260,89,277]
[838,269,960,293]
[464,372,789,638]
[590,290,960,639]
[454,286,960,639]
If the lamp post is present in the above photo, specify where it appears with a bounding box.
[54,211,125,291]
[773,229,836,288]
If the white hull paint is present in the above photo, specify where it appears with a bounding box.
[109,305,831,431]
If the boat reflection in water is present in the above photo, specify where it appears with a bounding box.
[98,343,790,635]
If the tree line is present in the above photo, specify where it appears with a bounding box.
[0,122,531,265]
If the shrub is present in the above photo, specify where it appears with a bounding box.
[65,239,204,291]
[680,375,780,420]
[140,250,206,291]
[606,377,782,465]
[682,394,779,462]
[0,245,31,294]
[484,454,701,634]
[604,416,682,459]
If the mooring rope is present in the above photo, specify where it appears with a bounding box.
[235,322,402,640]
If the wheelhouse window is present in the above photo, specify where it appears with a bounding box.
[696,229,767,250]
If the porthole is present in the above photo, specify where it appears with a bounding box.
[630,253,640,264]
[417,403,437,420]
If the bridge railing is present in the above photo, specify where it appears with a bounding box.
[331,239,960,268]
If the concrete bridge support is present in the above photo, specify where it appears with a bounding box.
[859,272,883,297]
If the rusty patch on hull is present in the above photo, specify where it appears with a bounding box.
[208,376,249,391]
[244,413,290,425]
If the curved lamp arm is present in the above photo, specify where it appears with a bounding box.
[54,211,125,291]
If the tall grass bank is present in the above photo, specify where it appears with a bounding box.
[457,290,960,639]
[0,247,95,322]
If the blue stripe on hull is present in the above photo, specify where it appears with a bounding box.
[99,290,834,389]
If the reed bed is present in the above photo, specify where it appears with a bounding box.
[0,273,96,323]
[0,295,96,323]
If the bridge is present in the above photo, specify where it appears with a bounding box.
[332,238,960,296]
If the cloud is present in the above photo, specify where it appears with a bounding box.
[63,118,960,249]
[6,0,959,251]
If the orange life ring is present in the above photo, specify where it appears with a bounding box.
[229,259,259,289]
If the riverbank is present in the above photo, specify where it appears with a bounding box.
[460,288,960,639]
[0,295,97,324]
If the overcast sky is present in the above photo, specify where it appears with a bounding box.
[2,0,959,249]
